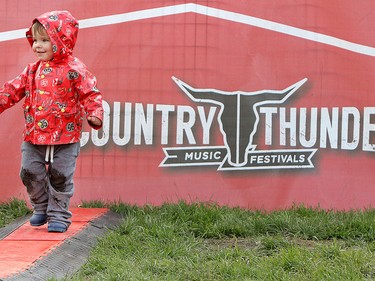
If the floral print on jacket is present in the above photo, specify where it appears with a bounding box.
[0,11,103,145]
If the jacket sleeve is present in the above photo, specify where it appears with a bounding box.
[75,67,104,130]
[0,66,28,114]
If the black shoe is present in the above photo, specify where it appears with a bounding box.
[30,214,48,226]
[48,221,68,233]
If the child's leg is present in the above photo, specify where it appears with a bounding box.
[46,142,80,228]
[20,142,49,215]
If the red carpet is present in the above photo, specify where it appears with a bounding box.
[0,208,109,279]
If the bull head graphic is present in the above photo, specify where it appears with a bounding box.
[172,76,307,167]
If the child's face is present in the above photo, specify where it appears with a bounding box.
[32,28,53,61]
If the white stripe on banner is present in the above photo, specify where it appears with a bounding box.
[1,3,374,57]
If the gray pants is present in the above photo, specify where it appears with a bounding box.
[20,142,80,227]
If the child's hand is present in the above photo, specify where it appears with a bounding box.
[87,116,102,127]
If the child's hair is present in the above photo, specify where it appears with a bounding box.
[31,20,46,36]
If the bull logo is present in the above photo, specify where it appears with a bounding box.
[171,76,308,168]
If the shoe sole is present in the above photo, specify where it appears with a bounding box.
[30,221,47,227]
[48,227,67,233]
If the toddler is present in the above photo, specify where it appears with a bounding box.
[0,11,103,232]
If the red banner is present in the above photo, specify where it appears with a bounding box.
[1,1,375,210]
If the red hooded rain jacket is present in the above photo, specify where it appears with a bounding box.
[0,10,103,145]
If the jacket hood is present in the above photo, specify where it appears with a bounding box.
[26,11,79,62]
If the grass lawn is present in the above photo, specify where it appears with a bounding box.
[0,198,30,228]
[1,199,375,280]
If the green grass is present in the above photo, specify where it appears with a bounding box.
[1,200,375,280]
[67,201,375,281]
[0,198,30,227]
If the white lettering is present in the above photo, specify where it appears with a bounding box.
[176,105,196,144]
[260,107,277,145]
[320,107,339,149]
[113,102,132,146]
[81,101,375,153]
[156,104,175,145]
[134,103,153,145]
[260,106,375,152]
[184,151,221,161]
[280,107,297,146]
[341,107,360,150]
[91,100,110,146]
[198,106,217,144]
[363,107,375,151]
[299,107,317,148]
